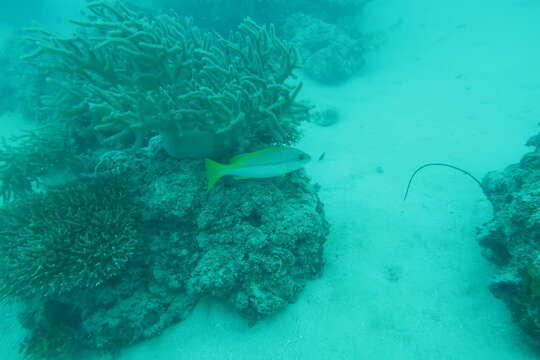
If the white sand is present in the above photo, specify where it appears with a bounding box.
[3,0,540,359]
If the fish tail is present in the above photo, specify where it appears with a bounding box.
[205,158,227,190]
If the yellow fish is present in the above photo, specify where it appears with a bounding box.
[205,146,311,190]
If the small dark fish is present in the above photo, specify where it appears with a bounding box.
[318,152,326,161]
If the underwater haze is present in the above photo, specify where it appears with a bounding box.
[2,0,540,359]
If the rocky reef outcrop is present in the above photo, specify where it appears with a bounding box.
[478,133,540,346]
[0,2,329,358]
[1,137,329,359]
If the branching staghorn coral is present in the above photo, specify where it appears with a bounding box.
[0,175,140,299]
[23,0,309,158]
[0,126,88,202]
[156,0,365,31]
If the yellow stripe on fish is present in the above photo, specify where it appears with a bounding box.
[205,146,311,190]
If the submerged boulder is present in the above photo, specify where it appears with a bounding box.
[3,139,329,358]
[283,13,364,84]
[478,133,540,346]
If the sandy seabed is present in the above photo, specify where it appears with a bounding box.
[2,0,540,359]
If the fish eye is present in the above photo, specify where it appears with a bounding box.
[298,154,307,160]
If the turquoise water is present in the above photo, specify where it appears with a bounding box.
[1,1,540,359]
